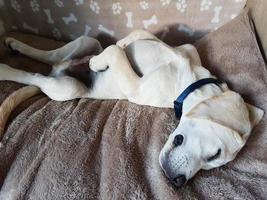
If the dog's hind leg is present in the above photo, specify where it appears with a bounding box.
[0,64,88,101]
[116,29,159,49]
[89,45,140,98]
[0,63,90,137]
[4,36,102,65]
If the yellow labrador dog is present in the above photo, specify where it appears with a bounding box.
[0,30,263,187]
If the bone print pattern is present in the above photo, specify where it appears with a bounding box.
[98,24,115,36]
[1,0,246,41]
[44,9,55,24]
[62,13,78,25]
[23,22,39,34]
[125,12,134,28]
[143,15,158,29]
[211,6,223,24]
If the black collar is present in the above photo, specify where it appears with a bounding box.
[174,78,223,119]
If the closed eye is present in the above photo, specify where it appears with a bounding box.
[207,149,221,162]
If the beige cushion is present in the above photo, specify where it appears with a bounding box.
[246,0,267,60]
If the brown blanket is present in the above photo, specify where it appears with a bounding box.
[0,11,266,199]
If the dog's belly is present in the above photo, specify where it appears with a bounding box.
[125,40,176,77]
[64,40,176,92]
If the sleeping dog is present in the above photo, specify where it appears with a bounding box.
[0,30,263,187]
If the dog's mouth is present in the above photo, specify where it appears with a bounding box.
[161,167,187,187]
[159,148,192,188]
[159,152,188,187]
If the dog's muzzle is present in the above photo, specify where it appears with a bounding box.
[160,160,187,187]
[172,174,187,187]
[160,150,187,187]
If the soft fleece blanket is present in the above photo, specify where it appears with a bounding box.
[0,12,266,200]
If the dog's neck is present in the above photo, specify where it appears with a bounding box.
[180,65,228,116]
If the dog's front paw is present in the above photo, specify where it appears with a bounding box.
[89,55,108,72]
[4,37,20,54]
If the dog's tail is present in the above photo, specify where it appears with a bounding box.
[0,86,41,139]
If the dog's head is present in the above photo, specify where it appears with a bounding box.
[159,91,263,187]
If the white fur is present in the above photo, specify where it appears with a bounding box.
[0,30,263,186]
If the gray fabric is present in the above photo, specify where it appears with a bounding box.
[0,11,266,199]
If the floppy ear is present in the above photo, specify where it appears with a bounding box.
[246,103,264,128]
[186,91,263,141]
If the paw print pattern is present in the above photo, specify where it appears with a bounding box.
[11,0,21,12]
[30,0,40,12]
[90,0,100,14]
[200,0,212,11]
[52,27,61,40]
[54,0,64,8]
[74,0,84,6]
[4,0,246,42]
[139,1,149,10]
[176,0,187,13]
[160,0,172,6]
[112,2,122,15]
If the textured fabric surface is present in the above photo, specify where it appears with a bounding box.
[0,11,267,199]
[0,0,246,44]
[246,0,267,61]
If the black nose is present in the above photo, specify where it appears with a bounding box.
[172,175,186,187]
[173,134,184,147]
